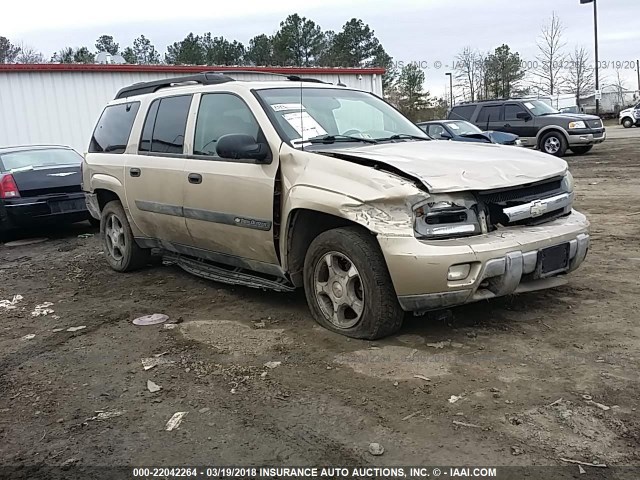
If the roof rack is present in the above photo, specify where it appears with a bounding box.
[457,97,551,105]
[114,72,235,99]
[114,70,330,99]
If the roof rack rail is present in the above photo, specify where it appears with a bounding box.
[114,72,235,99]
[457,96,552,105]
[114,70,331,99]
[205,70,330,84]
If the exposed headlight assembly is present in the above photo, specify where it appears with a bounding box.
[414,194,484,239]
[568,121,586,129]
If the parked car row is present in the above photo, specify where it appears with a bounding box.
[447,98,605,157]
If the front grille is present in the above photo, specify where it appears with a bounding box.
[589,119,602,129]
[479,178,567,228]
[21,185,82,198]
[479,178,562,204]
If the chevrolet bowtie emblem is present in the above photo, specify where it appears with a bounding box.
[530,201,547,217]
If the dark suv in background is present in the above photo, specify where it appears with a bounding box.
[448,99,605,157]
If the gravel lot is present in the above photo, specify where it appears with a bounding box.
[1,128,639,477]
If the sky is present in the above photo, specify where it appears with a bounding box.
[2,0,639,97]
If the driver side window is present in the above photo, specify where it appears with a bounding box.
[194,94,260,157]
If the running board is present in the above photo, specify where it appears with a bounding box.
[163,252,295,292]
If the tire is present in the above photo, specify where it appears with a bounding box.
[101,200,150,272]
[540,131,568,157]
[622,118,633,129]
[570,145,593,155]
[303,226,404,340]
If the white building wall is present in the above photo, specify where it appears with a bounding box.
[0,70,383,154]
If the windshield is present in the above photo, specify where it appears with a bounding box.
[256,88,428,145]
[0,148,82,172]
[446,121,483,135]
[523,100,559,116]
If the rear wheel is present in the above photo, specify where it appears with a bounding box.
[101,200,150,272]
[540,131,568,157]
[303,227,404,339]
[570,145,593,155]
[622,118,634,128]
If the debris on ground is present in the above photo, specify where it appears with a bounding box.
[31,302,55,317]
[448,395,463,404]
[578,465,586,474]
[426,340,451,349]
[413,375,430,382]
[133,313,169,326]
[60,457,79,469]
[402,410,422,421]
[368,442,384,456]
[141,357,175,371]
[66,326,86,332]
[453,420,481,429]
[163,324,177,330]
[0,294,23,310]
[560,458,607,468]
[548,398,564,407]
[21,334,35,340]
[198,407,210,414]
[147,380,162,393]
[264,361,282,369]
[165,412,188,431]
[86,410,125,422]
[584,398,610,411]
[511,446,524,456]
[77,233,94,239]
[51,328,64,333]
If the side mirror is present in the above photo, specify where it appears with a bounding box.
[440,132,452,140]
[516,112,532,121]
[216,134,270,163]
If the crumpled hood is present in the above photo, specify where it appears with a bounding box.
[326,141,567,193]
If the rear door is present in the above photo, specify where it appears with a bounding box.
[181,92,280,271]
[122,95,193,246]
[475,104,503,131]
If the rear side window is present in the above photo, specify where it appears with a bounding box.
[89,102,140,154]
[476,105,502,124]
[449,105,476,121]
[139,95,192,155]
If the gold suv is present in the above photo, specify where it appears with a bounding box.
[83,72,590,339]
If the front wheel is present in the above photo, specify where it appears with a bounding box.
[622,118,633,128]
[570,145,593,155]
[101,200,150,272]
[303,227,404,339]
[540,132,568,157]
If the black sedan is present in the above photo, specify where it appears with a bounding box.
[417,120,522,146]
[0,145,94,238]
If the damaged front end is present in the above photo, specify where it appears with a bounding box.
[412,172,575,241]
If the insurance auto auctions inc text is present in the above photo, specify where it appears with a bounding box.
[258,467,498,478]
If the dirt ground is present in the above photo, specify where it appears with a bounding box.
[1,127,639,478]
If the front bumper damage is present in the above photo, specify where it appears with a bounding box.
[379,210,590,313]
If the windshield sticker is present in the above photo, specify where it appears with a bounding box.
[282,111,327,140]
[449,123,460,130]
[271,103,306,112]
[524,102,536,109]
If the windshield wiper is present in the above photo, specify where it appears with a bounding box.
[374,134,431,142]
[294,135,378,145]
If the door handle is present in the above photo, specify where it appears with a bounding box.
[129,168,141,177]
[188,173,202,184]
[504,124,511,128]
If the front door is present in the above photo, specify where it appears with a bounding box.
[124,94,193,246]
[182,92,280,273]
[502,103,537,145]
